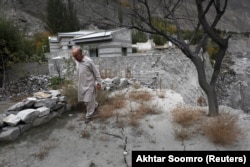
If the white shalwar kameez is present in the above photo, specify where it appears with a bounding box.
[76,56,101,119]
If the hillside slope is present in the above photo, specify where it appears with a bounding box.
[0,0,250,35]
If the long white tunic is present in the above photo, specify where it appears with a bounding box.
[76,56,101,102]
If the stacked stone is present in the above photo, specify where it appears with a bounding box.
[101,77,129,91]
[101,77,158,91]
[0,90,67,142]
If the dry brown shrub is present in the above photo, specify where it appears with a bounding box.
[116,118,126,128]
[109,93,127,109]
[61,83,78,107]
[96,90,112,106]
[80,129,90,138]
[129,91,152,101]
[35,142,56,160]
[98,104,115,121]
[197,96,207,106]
[128,112,140,127]
[128,103,162,127]
[173,127,191,141]
[171,106,205,127]
[36,146,49,160]
[137,104,161,117]
[202,113,243,145]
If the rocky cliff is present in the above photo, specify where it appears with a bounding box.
[1,0,250,36]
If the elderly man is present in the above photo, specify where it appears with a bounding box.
[72,47,102,124]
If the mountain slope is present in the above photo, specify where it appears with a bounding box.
[0,0,249,35]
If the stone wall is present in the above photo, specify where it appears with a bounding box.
[6,62,49,82]
[48,48,209,105]
[0,90,67,141]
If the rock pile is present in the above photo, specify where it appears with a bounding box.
[0,75,51,101]
[101,77,158,91]
[0,90,67,141]
[0,76,158,142]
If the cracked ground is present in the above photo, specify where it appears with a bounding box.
[1,88,250,167]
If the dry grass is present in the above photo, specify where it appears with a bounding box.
[197,96,207,106]
[129,112,140,127]
[80,129,91,138]
[96,91,126,122]
[128,103,162,127]
[109,93,127,109]
[36,146,49,160]
[98,104,115,121]
[202,113,243,145]
[173,127,192,141]
[129,91,153,101]
[96,90,112,106]
[116,118,126,128]
[61,83,78,107]
[35,142,56,160]
[171,106,206,127]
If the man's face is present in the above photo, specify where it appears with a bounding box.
[72,50,83,62]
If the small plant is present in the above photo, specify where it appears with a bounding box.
[80,129,90,138]
[116,118,126,128]
[36,146,49,160]
[202,113,243,145]
[129,91,152,101]
[96,90,112,106]
[128,103,162,127]
[48,76,65,89]
[197,96,207,106]
[129,112,140,127]
[98,104,115,121]
[171,106,205,127]
[35,142,56,160]
[109,93,127,109]
[61,82,78,107]
[173,127,191,141]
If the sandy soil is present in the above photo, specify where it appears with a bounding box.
[1,89,250,167]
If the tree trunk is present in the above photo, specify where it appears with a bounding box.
[206,86,219,116]
[192,55,219,117]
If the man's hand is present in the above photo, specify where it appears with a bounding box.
[96,83,101,90]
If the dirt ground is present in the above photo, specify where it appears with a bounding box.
[1,89,250,167]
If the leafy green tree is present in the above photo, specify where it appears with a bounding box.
[0,17,36,88]
[47,0,80,34]
[132,30,147,44]
[152,34,167,46]
[33,31,50,63]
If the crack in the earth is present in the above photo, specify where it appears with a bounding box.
[121,128,128,167]
[102,132,123,140]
